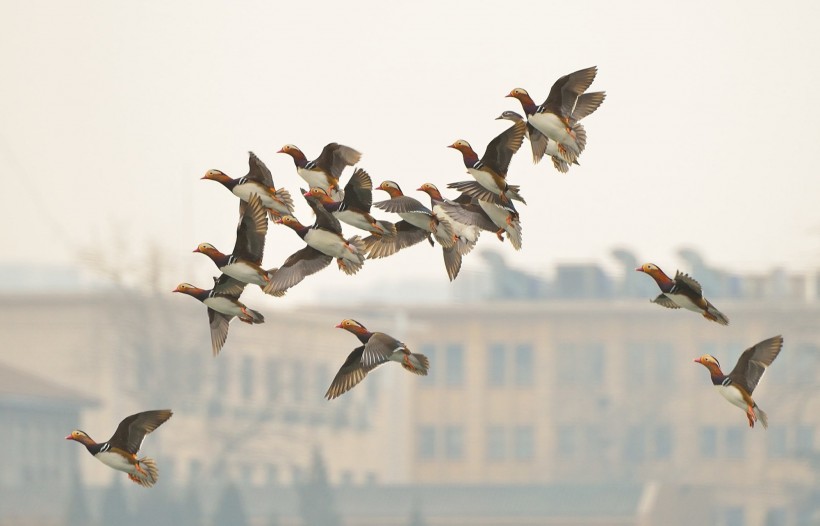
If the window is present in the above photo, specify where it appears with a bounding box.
[699,427,717,458]
[240,356,255,400]
[626,343,646,386]
[557,426,576,457]
[725,428,745,459]
[266,464,279,485]
[654,343,674,384]
[266,358,281,401]
[514,426,535,460]
[765,507,787,526]
[419,344,436,386]
[417,426,436,460]
[486,426,506,461]
[514,344,534,386]
[215,359,229,397]
[445,344,464,386]
[586,343,605,385]
[654,425,673,459]
[444,426,464,460]
[767,426,787,458]
[291,361,304,402]
[624,426,645,462]
[556,343,577,384]
[793,344,819,384]
[796,425,814,455]
[487,344,506,387]
[724,507,745,526]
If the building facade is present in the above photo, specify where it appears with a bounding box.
[1,289,818,525]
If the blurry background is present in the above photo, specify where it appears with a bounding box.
[2,1,820,525]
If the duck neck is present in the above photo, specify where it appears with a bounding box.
[517,94,537,115]
[354,330,373,344]
[705,364,726,385]
[650,269,675,293]
[289,151,308,169]
[459,148,480,168]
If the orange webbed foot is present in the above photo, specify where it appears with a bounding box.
[746,406,756,428]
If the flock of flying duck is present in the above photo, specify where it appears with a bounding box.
[66,66,785,488]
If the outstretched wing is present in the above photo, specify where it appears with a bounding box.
[233,193,268,263]
[541,66,598,117]
[362,332,405,368]
[673,271,703,297]
[364,221,429,259]
[325,346,371,400]
[651,294,681,310]
[266,247,333,293]
[728,335,784,394]
[373,196,432,215]
[481,120,526,176]
[108,410,173,454]
[315,143,362,179]
[207,308,232,356]
[304,192,342,233]
[343,168,373,211]
[439,201,498,232]
[245,151,275,187]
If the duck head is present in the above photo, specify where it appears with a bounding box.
[495,110,524,123]
[506,88,537,113]
[193,243,221,256]
[65,429,94,445]
[694,354,723,375]
[635,263,674,287]
[201,169,231,184]
[336,318,370,335]
[448,140,479,166]
[304,187,336,204]
[276,215,307,231]
[277,144,308,167]
[417,183,443,201]
[377,181,404,198]
[173,283,204,295]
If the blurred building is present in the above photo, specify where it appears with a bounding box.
[0,362,96,525]
[2,252,820,525]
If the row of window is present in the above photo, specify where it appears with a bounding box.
[210,357,339,403]
[415,424,816,463]
[416,425,536,461]
[175,340,820,400]
[418,341,676,388]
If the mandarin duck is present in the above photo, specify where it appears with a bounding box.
[202,151,294,220]
[303,168,397,239]
[193,194,282,297]
[278,143,361,200]
[173,276,264,355]
[507,66,605,157]
[326,319,429,400]
[66,410,173,487]
[694,335,783,428]
[496,110,580,173]
[264,198,366,295]
[417,183,480,280]
[439,194,523,250]
[364,180,456,260]
[447,119,527,205]
[636,263,729,325]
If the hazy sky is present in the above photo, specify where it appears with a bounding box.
[2,1,819,301]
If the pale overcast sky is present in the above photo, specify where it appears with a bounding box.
[2,1,819,300]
